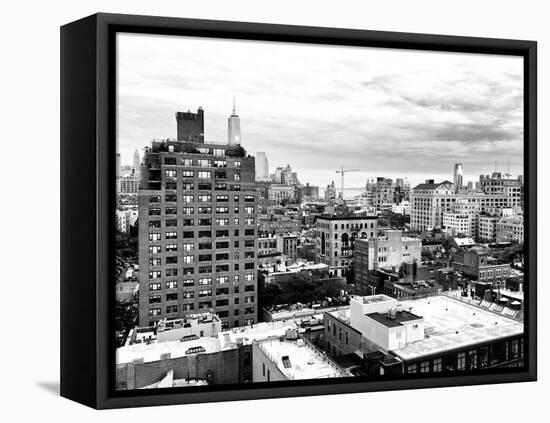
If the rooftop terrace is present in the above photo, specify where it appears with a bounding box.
[256,337,348,380]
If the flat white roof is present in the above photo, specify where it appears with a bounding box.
[218,321,298,348]
[392,295,523,361]
[116,336,223,364]
[492,289,524,301]
[257,338,347,380]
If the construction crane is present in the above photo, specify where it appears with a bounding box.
[335,166,359,199]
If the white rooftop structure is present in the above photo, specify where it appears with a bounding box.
[117,336,222,364]
[255,337,348,380]
[118,320,305,365]
[218,320,298,349]
[330,294,523,362]
[453,237,476,247]
[389,296,523,361]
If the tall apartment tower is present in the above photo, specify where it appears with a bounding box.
[133,149,141,177]
[138,114,258,330]
[176,108,205,143]
[228,99,241,145]
[453,163,463,193]
[256,152,269,179]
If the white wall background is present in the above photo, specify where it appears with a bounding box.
[1,0,547,420]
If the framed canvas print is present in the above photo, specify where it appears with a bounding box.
[60,13,537,409]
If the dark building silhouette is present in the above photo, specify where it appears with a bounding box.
[176,108,204,143]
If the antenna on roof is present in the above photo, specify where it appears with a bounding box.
[505,157,511,178]
[232,95,236,115]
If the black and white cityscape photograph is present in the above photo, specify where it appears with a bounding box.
[114,33,526,390]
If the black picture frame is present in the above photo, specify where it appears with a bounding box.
[60,12,537,409]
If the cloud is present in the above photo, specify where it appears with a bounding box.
[117,34,524,188]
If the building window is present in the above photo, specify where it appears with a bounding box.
[149,295,161,304]
[420,361,430,373]
[149,308,161,317]
[165,231,177,239]
[166,293,178,302]
[149,258,161,266]
[149,195,161,203]
[166,305,178,314]
[149,270,161,279]
[149,245,161,254]
[198,171,211,179]
[432,358,442,372]
[407,364,417,374]
[149,283,161,291]
[457,352,466,370]
[166,281,178,289]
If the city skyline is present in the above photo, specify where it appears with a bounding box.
[117,33,523,191]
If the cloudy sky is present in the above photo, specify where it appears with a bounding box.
[117,33,523,192]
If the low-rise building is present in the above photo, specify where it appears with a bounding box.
[124,313,223,346]
[452,247,511,282]
[259,261,331,285]
[268,184,295,204]
[252,330,349,382]
[478,214,500,242]
[117,320,298,390]
[314,215,378,277]
[258,214,301,236]
[496,215,524,244]
[324,294,524,375]
[354,230,421,294]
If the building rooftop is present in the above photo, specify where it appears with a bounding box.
[366,310,423,328]
[391,295,524,361]
[256,337,347,380]
[217,321,298,349]
[265,304,350,323]
[316,214,378,221]
[413,180,453,190]
[117,336,223,364]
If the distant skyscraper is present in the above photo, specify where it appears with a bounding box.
[133,149,141,177]
[256,152,269,179]
[453,163,463,193]
[228,98,241,145]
